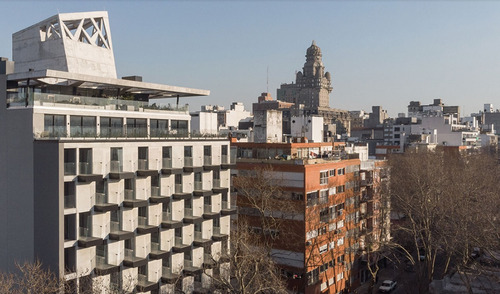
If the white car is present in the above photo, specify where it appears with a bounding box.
[379,280,397,293]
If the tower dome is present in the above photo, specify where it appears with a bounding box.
[306,40,322,56]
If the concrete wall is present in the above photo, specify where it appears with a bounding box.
[0,73,36,271]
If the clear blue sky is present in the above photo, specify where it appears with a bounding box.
[1,1,499,117]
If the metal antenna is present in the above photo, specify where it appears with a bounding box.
[267,66,269,93]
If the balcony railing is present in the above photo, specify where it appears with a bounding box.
[124,189,134,200]
[184,208,193,217]
[64,162,76,175]
[110,221,120,232]
[138,159,148,170]
[184,157,193,167]
[162,158,172,168]
[64,194,75,209]
[79,162,92,174]
[204,204,212,214]
[110,160,122,173]
[162,211,172,222]
[7,92,189,112]
[175,184,182,194]
[95,193,107,205]
[138,216,147,227]
[175,236,183,247]
[204,156,212,165]
[151,242,160,252]
[213,226,221,235]
[162,266,173,276]
[194,181,202,191]
[138,274,148,285]
[213,179,221,188]
[221,155,229,164]
[184,259,193,269]
[221,201,231,210]
[125,248,134,259]
[79,227,91,238]
[194,231,202,240]
[151,186,160,197]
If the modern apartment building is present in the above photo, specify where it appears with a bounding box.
[0,12,235,293]
[232,141,386,293]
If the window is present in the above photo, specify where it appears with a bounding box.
[110,148,123,173]
[126,118,147,137]
[213,170,220,187]
[64,149,76,175]
[138,147,148,170]
[320,171,328,185]
[318,226,327,236]
[162,146,172,168]
[175,174,182,193]
[336,272,344,282]
[100,117,123,137]
[329,169,336,177]
[307,268,319,285]
[337,237,344,246]
[194,172,202,190]
[79,148,92,174]
[171,120,188,135]
[307,191,319,206]
[70,116,96,137]
[221,145,228,163]
[291,192,303,200]
[44,114,66,137]
[319,244,328,254]
[320,190,328,204]
[394,134,400,139]
[337,168,345,176]
[184,146,193,167]
[394,127,400,132]
[306,230,318,240]
[204,146,212,165]
[150,119,168,137]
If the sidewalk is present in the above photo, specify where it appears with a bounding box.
[352,263,403,294]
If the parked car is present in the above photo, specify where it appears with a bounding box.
[379,280,397,293]
[419,248,426,261]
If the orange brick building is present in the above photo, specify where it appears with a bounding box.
[233,141,370,293]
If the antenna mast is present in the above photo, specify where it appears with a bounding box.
[267,66,269,93]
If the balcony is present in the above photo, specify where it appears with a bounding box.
[94,192,118,212]
[109,221,134,241]
[137,216,157,234]
[193,231,213,247]
[172,236,191,253]
[161,266,180,284]
[149,242,169,260]
[149,187,169,204]
[203,253,216,269]
[220,153,236,170]
[123,189,148,208]
[213,179,221,188]
[172,185,191,200]
[220,200,237,216]
[203,204,219,220]
[123,248,147,268]
[193,181,212,197]
[95,250,119,276]
[136,273,159,292]
[137,159,158,177]
[64,162,76,175]
[183,157,202,173]
[212,226,228,242]
[64,194,76,209]
[108,161,134,180]
[161,158,183,175]
[183,259,202,276]
[161,211,183,229]
[183,208,202,224]
[77,162,102,182]
[203,156,219,171]
[78,227,103,248]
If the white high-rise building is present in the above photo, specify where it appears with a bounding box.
[0,11,235,293]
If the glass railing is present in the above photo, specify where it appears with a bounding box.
[151,186,160,197]
[124,248,134,259]
[221,201,230,210]
[70,127,97,138]
[194,181,202,191]
[204,156,212,165]
[184,260,192,269]
[64,194,75,209]
[162,211,172,222]
[95,193,107,205]
[110,160,122,173]
[138,216,147,226]
[175,184,182,193]
[230,151,236,164]
[162,266,173,276]
[184,208,193,217]
[7,92,189,112]
[204,253,213,264]
[124,189,134,200]
[110,221,120,232]
[138,274,148,284]
[138,159,148,170]
[213,226,220,235]
[213,179,221,188]
[204,204,212,214]
[221,155,228,164]
[100,127,124,138]
[151,242,160,252]
[79,227,91,238]
[194,231,202,240]
[126,128,147,138]
[162,158,172,168]
[79,162,92,174]
[64,162,76,175]
[184,157,193,167]
[96,255,106,267]
[175,236,183,246]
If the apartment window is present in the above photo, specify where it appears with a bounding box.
[150,119,168,137]
[319,190,328,204]
[151,174,160,196]
[337,185,345,193]
[64,214,76,240]
[184,199,192,217]
[79,212,91,237]
[110,147,123,173]
[337,168,345,176]
[319,244,327,254]
[126,118,147,137]
[203,145,212,166]
[171,120,188,135]
[394,127,400,131]
[329,169,336,177]
[320,171,328,185]
[320,208,329,223]
[318,226,327,236]
[64,182,76,209]
[307,268,319,285]
[213,170,221,188]
[336,272,344,282]
[291,192,303,201]
[100,117,123,137]
[394,134,400,139]
[162,146,172,168]
[79,148,92,174]
[70,116,96,137]
[44,114,66,137]
[64,149,76,175]
[175,174,182,193]
[221,145,228,163]
[184,146,193,167]
[307,191,319,206]
[124,179,135,200]
[138,147,148,170]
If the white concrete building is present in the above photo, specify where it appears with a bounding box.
[0,12,235,294]
[290,115,324,143]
